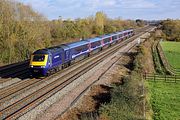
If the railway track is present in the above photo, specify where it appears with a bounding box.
[0,26,151,78]
[57,40,140,119]
[0,26,155,120]
[0,60,29,78]
[34,28,154,120]
[0,60,30,89]
[0,25,151,85]
[0,26,153,90]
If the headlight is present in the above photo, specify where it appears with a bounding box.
[30,65,33,68]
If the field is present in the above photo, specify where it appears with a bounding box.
[147,81,180,120]
[160,41,180,69]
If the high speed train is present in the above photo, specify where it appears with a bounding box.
[29,29,134,76]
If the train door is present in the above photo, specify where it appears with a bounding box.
[65,50,69,61]
[48,54,52,67]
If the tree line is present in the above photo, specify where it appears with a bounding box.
[161,19,180,42]
[0,0,51,65]
[0,0,141,65]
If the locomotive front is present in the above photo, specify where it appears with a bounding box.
[29,49,50,76]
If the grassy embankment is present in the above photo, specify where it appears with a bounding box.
[160,41,180,69]
[147,41,180,120]
[74,30,180,120]
[98,41,153,120]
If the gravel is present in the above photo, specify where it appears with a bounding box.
[18,47,120,120]
[1,52,107,110]
[0,78,22,89]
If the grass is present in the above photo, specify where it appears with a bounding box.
[147,81,180,120]
[160,41,180,69]
[146,41,180,119]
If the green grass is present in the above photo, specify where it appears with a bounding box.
[160,41,180,69]
[147,81,180,120]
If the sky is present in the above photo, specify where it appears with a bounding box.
[17,0,180,20]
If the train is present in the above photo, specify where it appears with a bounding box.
[29,29,134,76]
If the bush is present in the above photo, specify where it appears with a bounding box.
[161,20,180,42]
[99,50,145,120]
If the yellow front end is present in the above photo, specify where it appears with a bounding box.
[30,54,48,67]
[29,54,49,76]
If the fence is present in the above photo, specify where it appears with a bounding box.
[143,73,180,83]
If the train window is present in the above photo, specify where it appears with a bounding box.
[91,41,100,48]
[49,54,52,66]
[83,44,88,51]
[33,55,45,61]
[65,51,69,59]
[112,36,117,40]
[119,34,123,38]
[103,38,110,43]
[74,45,87,53]
[75,46,81,53]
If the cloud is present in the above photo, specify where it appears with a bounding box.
[17,0,180,20]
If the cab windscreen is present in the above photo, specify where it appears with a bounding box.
[33,55,45,61]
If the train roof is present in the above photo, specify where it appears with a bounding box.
[115,31,124,34]
[58,44,70,51]
[123,29,133,32]
[109,32,120,36]
[33,45,66,55]
[33,49,50,55]
[108,29,134,36]
[98,34,111,39]
[84,37,102,43]
[114,29,133,34]
[47,46,63,52]
[65,40,89,49]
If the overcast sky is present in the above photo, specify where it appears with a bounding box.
[17,0,180,20]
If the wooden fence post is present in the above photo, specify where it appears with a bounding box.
[165,75,166,82]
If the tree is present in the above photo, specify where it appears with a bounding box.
[161,20,180,41]
[0,0,51,64]
[136,19,145,27]
[93,11,107,35]
[0,0,139,65]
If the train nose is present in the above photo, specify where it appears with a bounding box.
[30,67,48,76]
